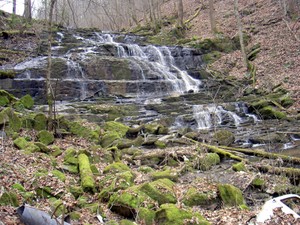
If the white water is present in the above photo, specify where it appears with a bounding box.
[193,104,243,130]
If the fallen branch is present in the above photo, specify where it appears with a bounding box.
[184,7,201,25]
[220,146,300,165]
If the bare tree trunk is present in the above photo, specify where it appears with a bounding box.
[234,0,248,69]
[24,0,32,20]
[209,0,217,34]
[177,0,184,27]
[46,0,57,131]
[13,0,16,14]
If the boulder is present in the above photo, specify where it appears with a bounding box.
[213,129,235,146]
[37,130,55,145]
[217,184,246,207]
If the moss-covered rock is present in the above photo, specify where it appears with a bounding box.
[232,162,247,172]
[52,170,66,182]
[78,153,95,193]
[0,96,9,106]
[101,132,121,148]
[252,178,265,189]
[61,164,78,173]
[0,192,19,207]
[50,198,67,216]
[63,147,78,165]
[0,107,21,133]
[183,187,218,207]
[155,203,210,225]
[99,171,135,201]
[34,142,51,153]
[144,123,168,135]
[213,129,235,146]
[103,162,130,174]
[36,186,53,198]
[140,179,177,205]
[69,186,83,199]
[258,106,286,119]
[37,130,55,145]
[196,153,220,171]
[69,121,100,141]
[218,184,246,207]
[104,121,129,137]
[34,113,47,131]
[13,137,28,149]
[137,207,156,225]
[12,183,26,192]
[109,186,156,218]
[20,94,34,109]
[150,169,178,182]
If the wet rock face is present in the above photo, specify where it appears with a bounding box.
[0,30,204,102]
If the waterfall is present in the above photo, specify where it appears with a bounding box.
[193,104,243,130]
[94,33,201,95]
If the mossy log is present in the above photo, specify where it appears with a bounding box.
[255,164,300,178]
[220,146,300,165]
[78,154,95,193]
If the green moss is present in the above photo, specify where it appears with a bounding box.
[50,198,66,216]
[52,170,66,182]
[120,220,136,225]
[218,184,246,207]
[232,162,247,172]
[37,130,55,145]
[12,183,26,192]
[34,142,50,153]
[34,113,47,131]
[20,94,34,109]
[140,179,177,205]
[90,164,100,175]
[99,171,135,201]
[196,153,221,171]
[279,95,294,107]
[0,107,21,133]
[151,169,178,182]
[258,106,287,119]
[0,70,16,79]
[78,154,95,192]
[144,123,167,135]
[25,143,40,153]
[13,137,28,149]
[137,208,156,225]
[101,132,121,148]
[202,51,222,64]
[138,166,154,173]
[104,121,129,137]
[69,212,81,220]
[252,178,264,188]
[36,186,53,198]
[51,145,63,157]
[103,162,130,174]
[69,121,99,141]
[62,164,78,173]
[0,192,19,207]
[108,186,156,218]
[69,186,83,199]
[155,203,210,225]
[213,129,235,146]
[0,96,9,106]
[183,187,217,207]
[0,108,9,125]
[155,140,167,149]
[0,90,16,102]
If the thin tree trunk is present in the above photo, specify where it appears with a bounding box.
[177,0,184,27]
[24,0,32,20]
[209,0,217,34]
[46,0,57,131]
[234,0,248,69]
[12,0,16,14]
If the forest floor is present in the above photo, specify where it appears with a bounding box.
[161,0,300,111]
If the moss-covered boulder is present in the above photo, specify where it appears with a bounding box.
[0,192,19,207]
[78,153,95,193]
[0,96,9,106]
[99,171,135,201]
[150,169,178,182]
[258,106,286,119]
[0,90,16,103]
[103,162,130,174]
[63,147,78,165]
[34,142,51,153]
[52,170,66,182]
[183,187,218,207]
[232,162,247,172]
[155,204,210,225]
[69,121,100,141]
[136,208,156,225]
[196,153,220,171]
[69,186,83,199]
[37,130,55,145]
[108,186,156,218]
[101,132,121,148]
[144,123,168,135]
[140,179,177,205]
[0,107,21,133]
[20,94,34,109]
[13,137,28,149]
[213,129,235,146]
[104,121,129,137]
[217,184,246,207]
[34,113,47,131]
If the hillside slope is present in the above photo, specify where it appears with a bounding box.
[160,0,300,110]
